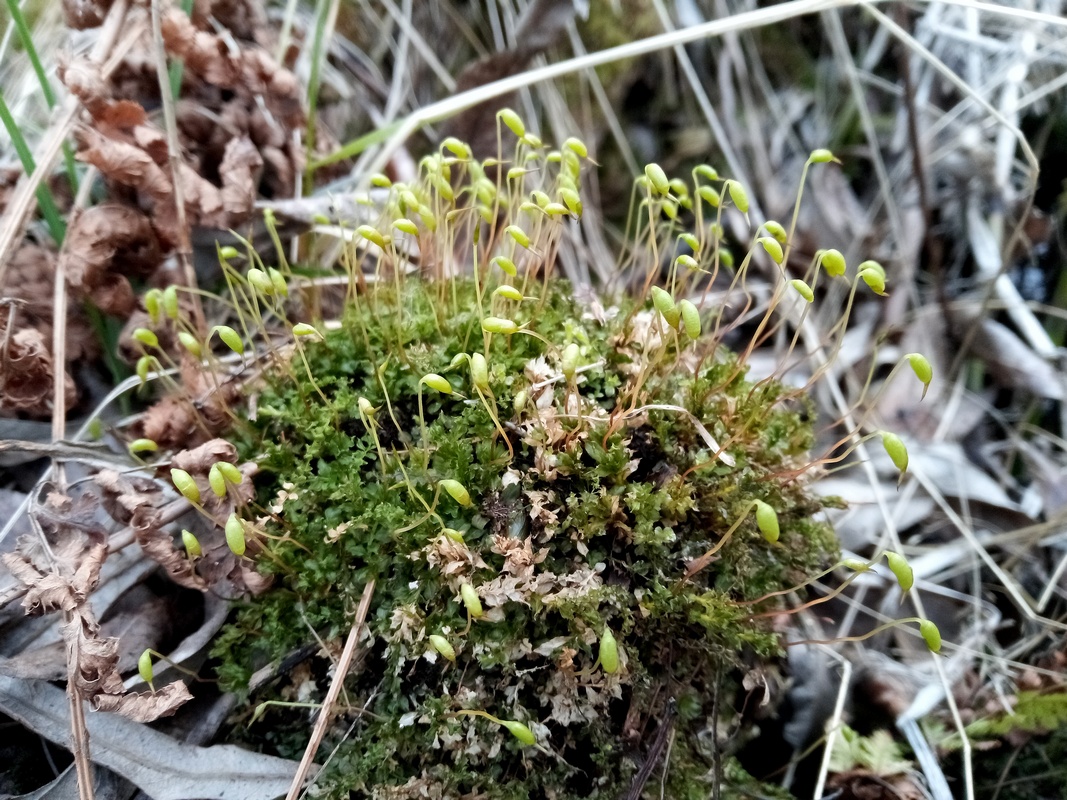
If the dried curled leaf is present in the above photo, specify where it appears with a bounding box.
[161,10,301,125]
[62,0,114,30]
[172,439,240,475]
[132,507,207,591]
[60,203,161,316]
[0,327,77,414]
[91,680,194,722]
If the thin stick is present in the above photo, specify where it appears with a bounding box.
[286,580,376,800]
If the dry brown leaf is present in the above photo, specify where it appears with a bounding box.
[161,10,301,125]
[171,439,239,474]
[62,610,125,696]
[94,468,163,525]
[2,245,98,364]
[62,0,113,30]
[60,203,162,316]
[0,327,76,413]
[217,137,263,222]
[131,506,207,591]
[75,126,172,204]
[91,680,194,722]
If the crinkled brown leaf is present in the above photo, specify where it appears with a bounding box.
[0,553,82,614]
[61,610,125,696]
[131,506,207,591]
[172,439,239,474]
[91,680,193,722]
[2,246,98,364]
[217,137,262,222]
[0,327,77,413]
[59,203,162,316]
[75,127,172,205]
[161,10,301,125]
[95,468,164,524]
[62,0,114,30]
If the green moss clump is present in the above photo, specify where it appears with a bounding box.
[211,269,835,798]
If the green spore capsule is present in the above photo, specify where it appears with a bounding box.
[644,163,670,195]
[128,438,158,455]
[357,225,388,248]
[679,300,701,339]
[764,220,788,244]
[501,720,536,746]
[460,582,483,617]
[394,218,419,236]
[820,249,846,277]
[504,225,530,248]
[726,180,749,213]
[133,328,159,349]
[421,374,453,394]
[213,326,244,355]
[208,463,227,498]
[754,500,780,543]
[138,649,154,687]
[470,353,489,391]
[561,343,580,381]
[698,185,720,207]
[494,285,524,302]
[225,514,247,556]
[482,317,519,335]
[247,268,271,294]
[171,469,200,505]
[675,254,699,272]
[498,108,525,138]
[181,529,201,558]
[758,237,784,265]
[885,551,913,594]
[162,285,179,320]
[881,431,909,474]
[860,268,886,296]
[428,634,456,662]
[563,137,588,158]
[907,353,933,399]
[440,479,472,506]
[217,461,242,484]
[651,286,679,328]
[790,279,814,303]
[178,332,202,358]
[599,627,619,674]
[920,619,942,653]
[144,289,162,325]
[136,355,152,384]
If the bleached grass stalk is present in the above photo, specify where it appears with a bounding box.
[150,0,204,333]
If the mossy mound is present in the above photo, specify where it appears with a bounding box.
[212,275,836,799]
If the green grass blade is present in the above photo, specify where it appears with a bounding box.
[0,90,65,243]
[4,0,80,194]
[168,0,196,98]
[307,120,406,172]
